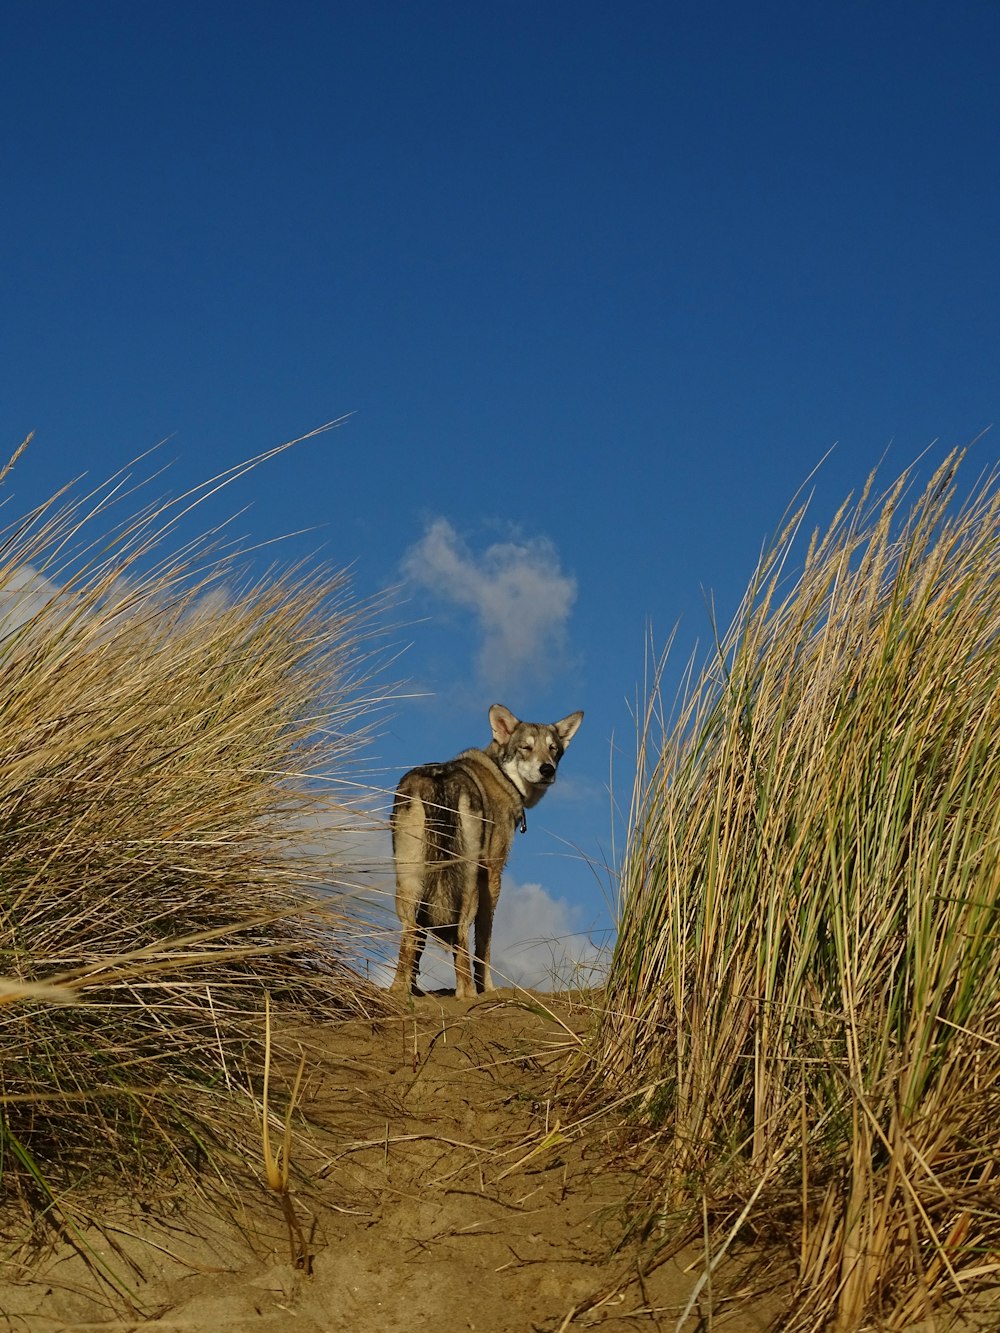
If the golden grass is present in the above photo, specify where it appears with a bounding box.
[260,992,310,1271]
[590,449,1000,1330]
[0,429,392,1243]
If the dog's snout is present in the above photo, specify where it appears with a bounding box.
[539,761,556,780]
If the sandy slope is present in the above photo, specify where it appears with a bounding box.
[1,993,785,1332]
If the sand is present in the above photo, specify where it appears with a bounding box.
[0,992,789,1332]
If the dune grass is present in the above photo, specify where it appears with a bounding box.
[592,450,1000,1330]
[0,431,391,1242]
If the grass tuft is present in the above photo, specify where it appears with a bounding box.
[591,448,1000,1330]
[0,430,391,1243]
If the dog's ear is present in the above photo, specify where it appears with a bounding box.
[488,703,519,742]
[555,711,584,746]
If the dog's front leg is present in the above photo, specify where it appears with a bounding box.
[474,867,502,993]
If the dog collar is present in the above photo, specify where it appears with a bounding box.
[491,752,528,832]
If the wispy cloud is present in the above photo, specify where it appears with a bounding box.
[485,879,609,990]
[0,565,63,640]
[401,518,576,692]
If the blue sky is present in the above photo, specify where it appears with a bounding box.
[3,3,999,983]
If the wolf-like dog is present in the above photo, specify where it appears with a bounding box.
[390,703,583,999]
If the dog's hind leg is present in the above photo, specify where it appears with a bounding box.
[452,919,476,1000]
[391,792,427,996]
[391,921,426,995]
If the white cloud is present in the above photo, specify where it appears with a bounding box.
[0,565,63,640]
[485,879,609,990]
[401,518,576,691]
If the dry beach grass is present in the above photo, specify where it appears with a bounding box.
[0,429,393,1251]
[591,450,1000,1329]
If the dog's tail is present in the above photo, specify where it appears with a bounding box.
[392,766,461,870]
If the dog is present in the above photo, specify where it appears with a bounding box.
[389,703,583,999]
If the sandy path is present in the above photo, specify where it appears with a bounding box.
[1,993,782,1332]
